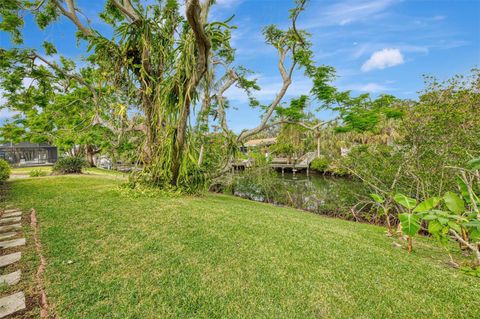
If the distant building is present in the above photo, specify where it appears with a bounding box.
[0,142,58,166]
[240,137,277,153]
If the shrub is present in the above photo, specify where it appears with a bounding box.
[29,169,48,177]
[52,157,86,174]
[0,159,10,181]
[310,157,329,173]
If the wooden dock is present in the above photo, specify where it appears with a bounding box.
[233,152,317,173]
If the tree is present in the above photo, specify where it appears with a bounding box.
[1,0,224,189]
[0,50,127,166]
[1,0,336,191]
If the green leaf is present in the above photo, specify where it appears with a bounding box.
[422,214,438,221]
[370,193,384,204]
[429,209,449,217]
[42,41,57,56]
[447,221,462,233]
[443,192,465,214]
[470,228,480,242]
[428,220,443,234]
[465,220,480,228]
[457,177,472,205]
[467,158,480,170]
[413,197,441,213]
[467,211,479,220]
[399,213,421,236]
[394,193,417,210]
[438,217,449,225]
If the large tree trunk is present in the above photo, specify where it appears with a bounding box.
[169,0,212,186]
[84,145,98,167]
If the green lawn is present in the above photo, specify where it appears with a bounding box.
[2,175,479,318]
[11,166,127,178]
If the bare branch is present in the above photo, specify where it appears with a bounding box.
[294,118,337,131]
[449,229,480,264]
[112,0,139,21]
[52,0,92,36]
[291,0,307,46]
[214,70,239,133]
[236,49,293,142]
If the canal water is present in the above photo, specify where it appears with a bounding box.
[232,170,367,216]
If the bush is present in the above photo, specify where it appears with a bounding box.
[52,157,86,174]
[0,159,10,181]
[310,157,329,173]
[29,169,48,177]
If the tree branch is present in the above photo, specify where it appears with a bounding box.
[236,48,293,142]
[291,0,306,46]
[29,52,128,136]
[449,229,480,264]
[52,0,92,36]
[31,52,98,103]
[186,0,212,88]
[215,70,239,134]
[111,0,139,21]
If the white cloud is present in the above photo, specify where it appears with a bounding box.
[361,48,404,72]
[305,0,399,28]
[353,43,427,59]
[432,15,446,21]
[341,82,392,93]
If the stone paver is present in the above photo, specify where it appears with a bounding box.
[0,232,16,241]
[2,212,22,218]
[0,208,25,318]
[0,224,21,233]
[0,238,25,249]
[3,209,20,214]
[0,217,21,225]
[0,292,26,318]
[0,253,21,268]
[0,270,21,286]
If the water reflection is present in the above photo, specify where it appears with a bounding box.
[233,171,366,215]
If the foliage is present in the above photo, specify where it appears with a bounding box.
[0,49,123,165]
[29,169,47,177]
[391,162,480,265]
[332,69,480,225]
[0,159,10,181]
[270,123,313,157]
[0,0,232,191]
[369,193,395,234]
[247,149,271,167]
[1,0,331,192]
[393,193,440,252]
[310,156,329,173]
[52,157,86,175]
[398,70,480,196]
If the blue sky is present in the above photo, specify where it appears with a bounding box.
[1,0,479,132]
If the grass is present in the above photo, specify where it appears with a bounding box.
[10,166,127,179]
[2,174,479,318]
